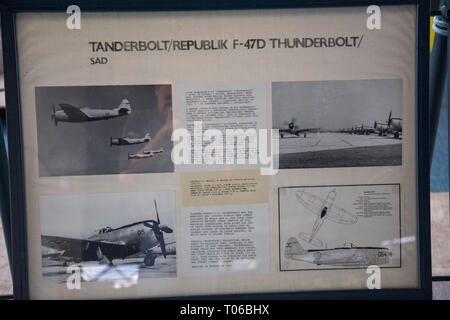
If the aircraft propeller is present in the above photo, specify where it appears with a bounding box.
[387,111,392,126]
[144,200,173,258]
[284,118,297,130]
[51,104,58,127]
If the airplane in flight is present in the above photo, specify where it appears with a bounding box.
[295,189,358,247]
[374,111,402,139]
[285,237,392,267]
[278,118,319,138]
[41,200,173,267]
[51,99,131,126]
[128,148,163,160]
[111,133,151,146]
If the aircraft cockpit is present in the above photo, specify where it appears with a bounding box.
[342,242,354,248]
[96,226,113,234]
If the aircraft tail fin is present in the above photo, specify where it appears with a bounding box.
[144,133,151,140]
[116,99,131,114]
[285,237,306,258]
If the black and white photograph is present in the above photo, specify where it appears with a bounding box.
[40,191,176,284]
[272,79,403,169]
[278,184,401,271]
[35,85,174,176]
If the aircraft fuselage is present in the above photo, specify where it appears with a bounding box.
[81,223,160,261]
[54,108,129,123]
[111,137,150,146]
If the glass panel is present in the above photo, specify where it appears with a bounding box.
[13,5,421,299]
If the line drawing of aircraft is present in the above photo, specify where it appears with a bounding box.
[277,118,320,138]
[41,200,173,267]
[128,148,163,160]
[111,133,151,146]
[374,111,402,139]
[50,99,131,126]
[295,189,358,246]
[285,237,392,267]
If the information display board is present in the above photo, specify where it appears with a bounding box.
[1,0,431,299]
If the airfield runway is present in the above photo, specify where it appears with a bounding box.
[278,132,402,169]
[42,256,176,284]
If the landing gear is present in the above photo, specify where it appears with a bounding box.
[144,252,156,266]
[394,132,400,139]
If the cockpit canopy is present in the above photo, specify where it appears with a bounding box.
[96,226,112,234]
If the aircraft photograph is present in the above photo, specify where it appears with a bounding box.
[278,185,401,271]
[111,132,151,146]
[40,191,176,284]
[272,79,403,169]
[128,148,163,160]
[51,99,131,126]
[35,85,174,176]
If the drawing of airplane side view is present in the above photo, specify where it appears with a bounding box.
[374,111,402,139]
[128,148,164,160]
[111,133,151,146]
[41,200,173,267]
[51,99,131,126]
[278,118,320,138]
[285,237,392,267]
[295,189,358,246]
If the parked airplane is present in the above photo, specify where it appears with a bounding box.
[128,148,163,160]
[285,237,392,267]
[295,189,358,246]
[354,123,375,135]
[111,133,151,146]
[41,200,173,267]
[278,118,319,138]
[374,111,402,139]
[51,99,131,126]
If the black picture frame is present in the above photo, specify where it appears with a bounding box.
[0,0,431,300]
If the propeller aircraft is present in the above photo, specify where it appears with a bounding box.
[285,237,392,267]
[51,99,131,126]
[278,118,320,138]
[111,133,151,146]
[128,148,164,160]
[295,189,358,247]
[374,111,402,139]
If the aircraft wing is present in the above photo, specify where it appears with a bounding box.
[325,205,358,224]
[296,128,320,133]
[296,190,324,214]
[41,235,127,260]
[295,190,357,224]
[59,103,90,121]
